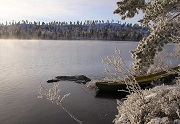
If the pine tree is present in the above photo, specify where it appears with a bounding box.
[114,0,180,74]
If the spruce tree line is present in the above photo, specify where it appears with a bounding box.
[0,20,148,41]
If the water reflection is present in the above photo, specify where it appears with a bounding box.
[95,90,129,99]
[0,40,179,124]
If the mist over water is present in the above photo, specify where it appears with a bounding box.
[0,40,178,124]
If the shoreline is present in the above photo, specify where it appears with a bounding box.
[0,39,178,45]
[0,38,140,42]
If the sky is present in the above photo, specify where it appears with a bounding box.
[0,0,143,24]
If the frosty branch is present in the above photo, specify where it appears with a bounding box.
[114,0,180,74]
[38,83,83,124]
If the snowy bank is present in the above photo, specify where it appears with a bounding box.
[114,84,180,124]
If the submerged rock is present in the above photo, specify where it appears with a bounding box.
[47,75,91,84]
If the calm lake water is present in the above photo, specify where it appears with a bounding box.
[0,40,179,124]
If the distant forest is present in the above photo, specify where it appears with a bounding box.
[0,20,148,41]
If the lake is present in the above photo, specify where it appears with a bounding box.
[0,40,179,124]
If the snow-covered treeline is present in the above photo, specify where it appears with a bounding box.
[0,20,148,41]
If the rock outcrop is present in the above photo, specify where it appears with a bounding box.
[47,75,91,84]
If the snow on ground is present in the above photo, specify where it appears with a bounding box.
[114,84,180,124]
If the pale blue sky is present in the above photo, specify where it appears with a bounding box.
[0,0,143,24]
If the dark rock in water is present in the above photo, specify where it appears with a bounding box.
[47,75,91,84]
[47,79,60,83]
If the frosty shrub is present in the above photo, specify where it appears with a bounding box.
[112,60,180,124]
[102,48,135,80]
[114,84,180,124]
[38,83,83,124]
[147,50,172,74]
[102,48,145,100]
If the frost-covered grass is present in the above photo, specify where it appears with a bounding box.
[114,84,180,124]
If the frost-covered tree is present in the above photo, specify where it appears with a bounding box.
[114,0,180,74]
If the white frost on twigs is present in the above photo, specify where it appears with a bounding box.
[38,83,83,124]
